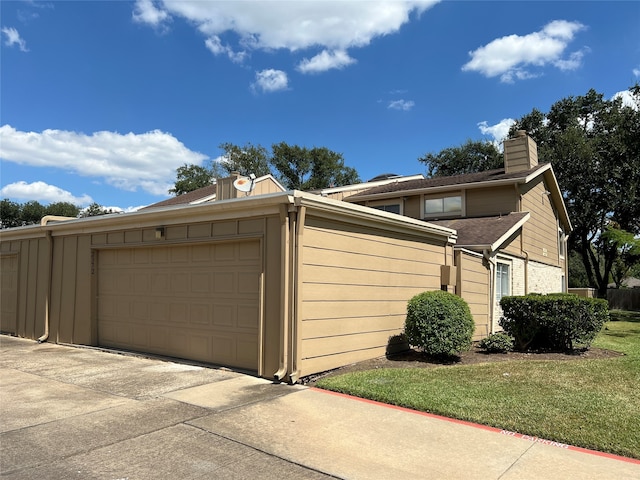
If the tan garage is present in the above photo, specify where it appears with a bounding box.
[97,241,261,370]
[0,191,457,382]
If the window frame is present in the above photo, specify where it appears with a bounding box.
[367,200,403,215]
[422,192,463,218]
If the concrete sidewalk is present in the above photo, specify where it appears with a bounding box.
[1,336,638,479]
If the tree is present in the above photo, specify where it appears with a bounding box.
[218,142,271,177]
[20,201,46,226]
[600,226,640,288]
[79,202,118,217]
[169,164,215,196]
[46,202,80,218]
[510,86,640,296]
[0,199,21,228]
[270,142,360,190]
[418,139,503,177]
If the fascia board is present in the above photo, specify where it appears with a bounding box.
[489,213,530,252]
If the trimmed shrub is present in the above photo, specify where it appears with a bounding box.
[404,290,475,357]
[478,332,514,353]
[499,294,609,352]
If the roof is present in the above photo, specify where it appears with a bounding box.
[430,212,530,252]
[347,164,550,199]
[141,184,216,209]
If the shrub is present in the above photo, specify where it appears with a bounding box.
[404,290,475,358]
[499,294,609,352]
[478,332,514,353]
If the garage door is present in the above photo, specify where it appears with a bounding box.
[97,241,261,371]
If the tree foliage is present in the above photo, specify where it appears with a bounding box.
[418,139,503,177]
[170,141,360,194]
[169,164,216,196]
[0,199,81,228]
[218,142,271,178]
[79,202,119,218]
[510,86,640,295]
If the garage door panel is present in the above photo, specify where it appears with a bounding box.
[98,242,260,371]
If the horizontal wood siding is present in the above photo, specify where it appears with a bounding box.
[465,186,517,217]
[520,180,560,266]
[298,216,446,376]
[457,250,490,339]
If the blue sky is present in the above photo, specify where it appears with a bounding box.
[1,1,639,212]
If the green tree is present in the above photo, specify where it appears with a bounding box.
[600,226,640,288]
[418,139,503,177]
[169,164,215,196]
[20,200,46,225]
[80,202,117,217]
[0,199,21,228]
[270,142,360,190]
[510,86,640,296]
[218,142,271,177]
[46,202,80,218]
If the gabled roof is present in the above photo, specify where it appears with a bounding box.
[430,212,530,252]
[141,184,217,210]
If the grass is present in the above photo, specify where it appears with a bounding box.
[316,310,640,459]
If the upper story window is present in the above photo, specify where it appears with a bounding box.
[369,201,401,215]
[424,195,462,217]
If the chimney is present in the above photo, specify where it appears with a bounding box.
[503,130,538,173]
[216,172,242,201]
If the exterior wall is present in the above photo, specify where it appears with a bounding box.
[520,179,562,266]
[527,260,564,294]
[465,186,518,217]
[297,214,451,376]
[0,236,49,339]
[455,249,490,339]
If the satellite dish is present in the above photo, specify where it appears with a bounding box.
[233,174,256,195]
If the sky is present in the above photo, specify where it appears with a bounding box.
[1,1,639,212]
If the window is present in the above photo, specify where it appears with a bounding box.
[371,203,401,214]
[496,263,510,301]
[424,195,462,216]
[558,228,565,258]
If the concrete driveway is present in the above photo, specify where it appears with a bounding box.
[1,335,638,479]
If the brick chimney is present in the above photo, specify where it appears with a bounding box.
[503,130,538,173]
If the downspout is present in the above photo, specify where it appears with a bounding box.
[273,204,291,381]
[287,202,306,384]
[38,229,53,343]
[483,248,496,334]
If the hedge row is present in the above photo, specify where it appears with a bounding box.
[499,294,609,352]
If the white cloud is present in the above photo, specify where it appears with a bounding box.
[2,26,28,52]
[0,125,208,196]
[132,0,170,28]
[204,35,247,63]
[478,118,516,144]
[133,1,438,72]
[462,20,586,83]
[633,67,640,78]
[251,69,289,93]
[0,181,93,206]
[388,99,415,111]
[612,90,639,111]
[297,49,356,74]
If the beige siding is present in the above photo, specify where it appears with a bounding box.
[0,253,19,334]
[520,180,561,266]
[465,186,518,217]
[298,215,446,376]
[456,250,490,339]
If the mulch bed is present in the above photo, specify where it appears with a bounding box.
[301,344,623,386]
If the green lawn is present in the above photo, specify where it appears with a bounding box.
[316,310,640,459]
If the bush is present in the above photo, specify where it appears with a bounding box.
[478,332,514,353]
[404,290,475,358]
[499,294,609,352]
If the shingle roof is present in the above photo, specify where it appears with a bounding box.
[347,164,549,198]
[141,184,216,209]
[430,212,530,250]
